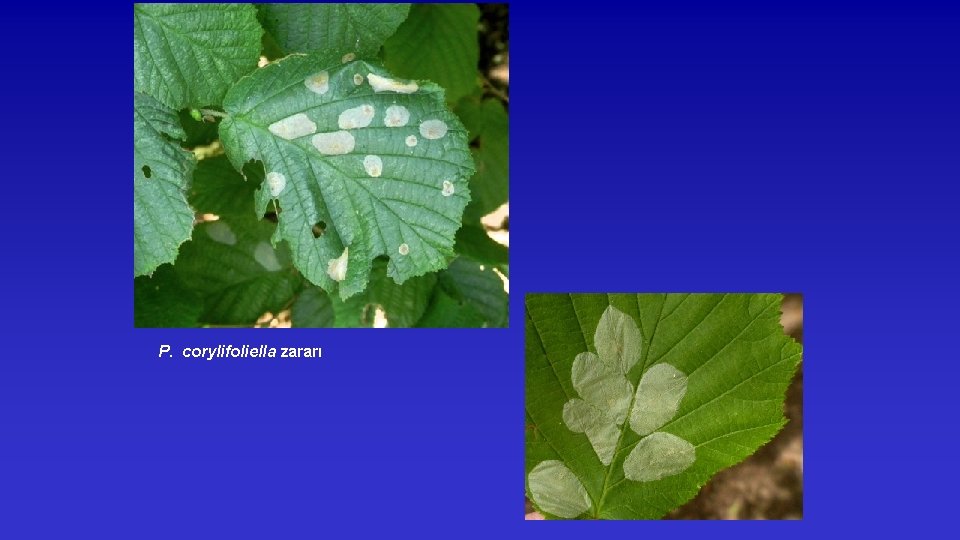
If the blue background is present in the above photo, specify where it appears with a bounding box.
[2,0,958,537]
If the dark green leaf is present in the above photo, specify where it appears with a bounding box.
[383,4,480,103]
[329,259,436,328]
[454,224,509,265]
[456,95,509,221]
[291,286,335,327]
[257,3,410,56]
[416,289,486,328]
[134,264,202,327]
[189,155,260,218]
[439,257,508,327]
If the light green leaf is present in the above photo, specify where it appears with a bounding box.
[328,259,436,328]
[134,92,196,277]
[456,95,509,221]
[175,213,300,325]
[219,52,474,300]
[383,4,480,103]
[134,3,262,109]
[525,294,801,519]
[134,264,202,327]
[439,257,508,327]
[257,3,410,57]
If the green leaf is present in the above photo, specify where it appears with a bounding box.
[189,155,260,218]
[383,4,480,103]
[328,259,436,328]
[174,212,300,325]
[178,109,220,148]
[257,3,410,57]
[454,224,509,265]
[455,96,509,221]
[416,289,486,328]
[290,286,335,327]
[219,52,474,300]
[134,92,196,277]
[134,264,202,327]
[525,294,802,519]
[134,3,262,108]
[439,257,508,327]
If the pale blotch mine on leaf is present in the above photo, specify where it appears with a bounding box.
[441,180,455,197]
[304,71,330,95]
[594,304,643,375]
[419,119,448,140]
[341,52,356,64]
[562,350,634,465]
[326,247,349,282]
[268,113,317,140]
[629,363,688,437]
[253,242,282,271]
[266,171,286,197]
[527,460,591,519]
[398,243,409,256]
[622,431,696,482]
[363,155,383,178]
[353,73,364,85]
[405,135,418,147]
[367,73,418,94]
[338,104,375,129]
[205,221,236,246]
[384,105,410,127]
[311,131,355,155]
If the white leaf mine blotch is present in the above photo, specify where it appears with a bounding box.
[268,113,317,140]
[441,180,455,197]
[419,119,448,140]
[405,135,418,147]
[353,73,364,85]
[527,460,591,519]
[367,73,418,94]
[266,171,286,197]
[595,305,643,374]
[326,246,349,282]
[304,71,330,94]
[384,105,410,127]
[205,221,236,245]
[363,155,383,178]
[311,131,356,155]
[398,243,409,256]
[338,104,375,129]
[622,431,696,482]
[341,52,356,64]
[629,363,688,436]
[562,351,634,465]
[253,242,282,271]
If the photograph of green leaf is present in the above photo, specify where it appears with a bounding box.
[134,4,509,328]
[525,293,803,519]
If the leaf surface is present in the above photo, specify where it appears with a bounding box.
[134,265,202,327]
[219,52,474,299]
[455,95,509,221]
[383,4,480,103]
[134,3,262,108]
[257,3,410,57]
[134,92,196,276]
[525,293,801,519]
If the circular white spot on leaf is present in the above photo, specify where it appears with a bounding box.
[311,131,355,155]
[353,73,364,85]
[338,104,375,129]
[419,119,448,140]
[405,135,418,147]
[253,242,282,271]
[266,171,286,197]
[341,52,356,64]
[205,221,236,245]
[268,113,317,140]
[398,243,409,256]
[441,180,455,197]
[363,155,383,177]
[527,460,591,519]
[384,105,410,127]
[304,71,329,94]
